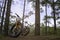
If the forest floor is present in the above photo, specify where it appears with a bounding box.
[1,35,60,40]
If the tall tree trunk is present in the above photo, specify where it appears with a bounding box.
[0,0,7,33]
[22,0,26,33]
[35,0,40,35]
[4,0,12,35]
[52,0,56,34]
[45,2,48,35]
[0,0,2,17]
[0,8,1,17]
[21,0,26,35]
[0,1,2,33]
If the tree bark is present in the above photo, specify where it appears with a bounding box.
[52,0,57,34]
[35,0,40,35]
[22,0,26,30]
[4,0,12,35]
[45,2,48,35]
[0,0,7,33]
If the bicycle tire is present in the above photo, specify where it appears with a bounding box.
[8,23,22,38]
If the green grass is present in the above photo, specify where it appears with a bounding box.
[29,26,60,36]
[0,34,4,40]
[0,34,5,40]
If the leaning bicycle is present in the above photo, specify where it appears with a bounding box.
[8,13,30,38]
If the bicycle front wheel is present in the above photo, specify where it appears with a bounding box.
[8,23,22,38]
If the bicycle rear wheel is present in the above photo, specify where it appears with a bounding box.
[21,26,30,36]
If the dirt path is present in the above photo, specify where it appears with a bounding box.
[0,36,60,40]
[1,36,60,40]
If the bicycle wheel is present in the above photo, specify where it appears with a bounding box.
[8,23,22,38]
[21,26,30,36]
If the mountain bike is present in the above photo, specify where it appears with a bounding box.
[8,13,30,38]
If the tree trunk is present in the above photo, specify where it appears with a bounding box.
[0,0,7,33]
[4,0,12,35]
[0,8,1,17]
[45,2,48,35]
[0,1,3,33]
[35,0,40,35]
[0,0,2,17]
[52,0,57,34]
[22,0,26,30]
